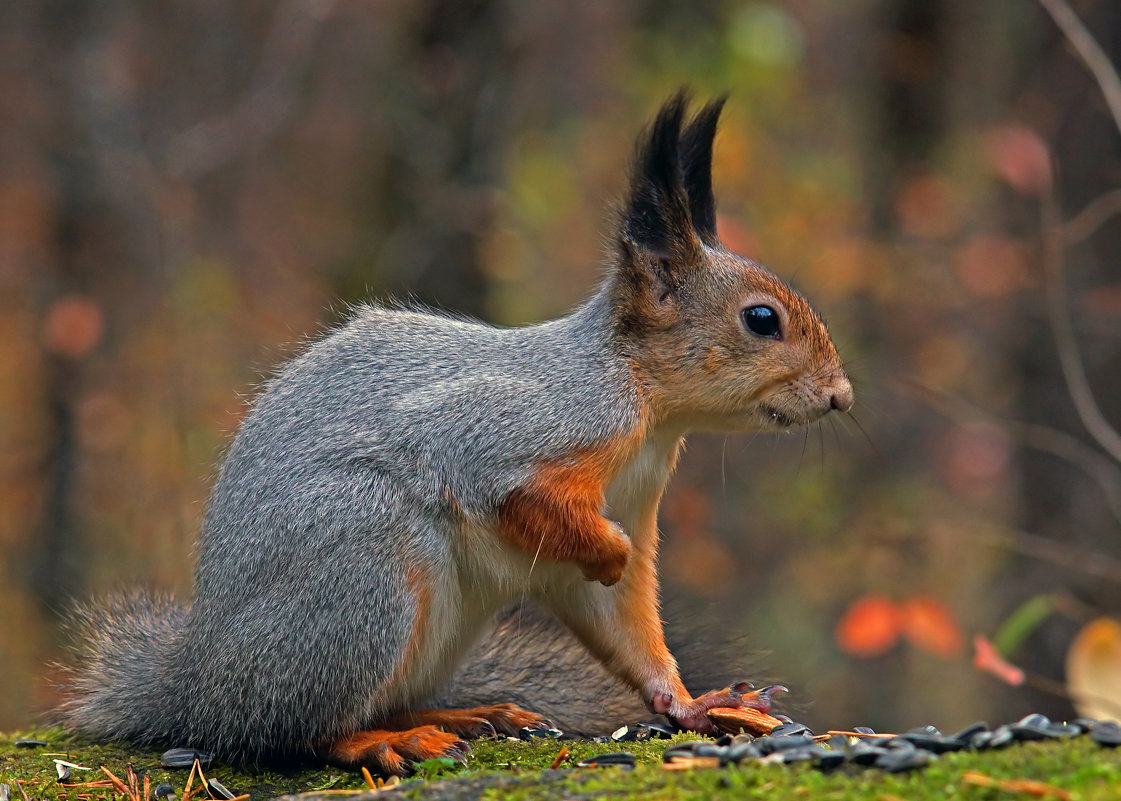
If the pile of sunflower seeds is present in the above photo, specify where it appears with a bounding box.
[660,714,1121,774]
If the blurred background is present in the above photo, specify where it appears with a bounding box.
[3,0,1120,736]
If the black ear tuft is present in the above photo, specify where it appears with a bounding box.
[622,90,694,260]
[680,95,727,246]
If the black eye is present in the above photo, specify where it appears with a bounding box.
[742,305,781,339]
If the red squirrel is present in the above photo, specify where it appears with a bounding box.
[61,93,853,775]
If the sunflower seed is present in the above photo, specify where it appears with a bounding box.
[577,752,637,768]
[875,745,933,773]
[844,740,885,765]
[770,722,813,738]
[949,721,988,745]
[815,748,847,771]
[1090,721,1121,747]
[725,741,761,763]
[208,779,235,800]
[639,722,678,739]
[518,725,562,741]
[160,748,213,768]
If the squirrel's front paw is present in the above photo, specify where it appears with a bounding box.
[651,682,751,735]
[580,521,631,586]
[652,682,787,735]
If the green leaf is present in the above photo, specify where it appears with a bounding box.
[992,594,1057,655]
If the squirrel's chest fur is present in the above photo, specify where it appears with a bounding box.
[457,424,682,592]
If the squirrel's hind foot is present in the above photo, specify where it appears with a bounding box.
[329,726,469,776]
[387,702,548,739]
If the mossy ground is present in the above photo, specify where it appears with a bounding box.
[2,726,1119,801]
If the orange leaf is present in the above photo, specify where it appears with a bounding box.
[42,294,104,358]
[900,596,964,658]
[973,634,1025,687]
[835,595,901,658]
[986,123,1053,197]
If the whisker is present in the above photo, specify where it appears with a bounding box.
[847,409,882,460]
[528,533,545,582]
[721,435,729,495]
[828,413,842,449]
[830,409,853,435]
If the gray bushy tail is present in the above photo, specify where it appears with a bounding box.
[59,593,191,746]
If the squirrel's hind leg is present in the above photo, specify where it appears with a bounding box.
[328,727,469,776]
[384,702,547,738]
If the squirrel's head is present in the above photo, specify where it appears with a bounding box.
[611,92,853,432]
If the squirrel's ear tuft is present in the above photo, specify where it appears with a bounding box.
[620,90,698,264]
[679,95,726,246]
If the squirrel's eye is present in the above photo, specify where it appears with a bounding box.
[742,305,781,339]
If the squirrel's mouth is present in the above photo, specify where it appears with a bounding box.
[758,403,797,428]
[757,401,835,429]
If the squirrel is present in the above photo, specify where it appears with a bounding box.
[59,93,853,776]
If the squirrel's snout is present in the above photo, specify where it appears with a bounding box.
[828,376,855,414]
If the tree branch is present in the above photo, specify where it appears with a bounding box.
[164,0,335,178]
[1063,187,1121,244]
[906,381,1121,525]
[978,525,1121,584]
[1037,0,1121,136]
[1041,193,1121,463]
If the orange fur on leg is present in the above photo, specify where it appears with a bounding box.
[387,703,546,738]
[329,726,468,776]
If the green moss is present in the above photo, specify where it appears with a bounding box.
[3,728,1120,801]
[0,728,368,800]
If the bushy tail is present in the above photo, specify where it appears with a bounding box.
[57,593,191,745]
[433,602,759,736]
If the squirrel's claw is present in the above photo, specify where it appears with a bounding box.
[444,740,471,765]
[740,683,788,713]
[388,703,547,740]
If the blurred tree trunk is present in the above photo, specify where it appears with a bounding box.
[27,0,100,616]
[341,0,514,317]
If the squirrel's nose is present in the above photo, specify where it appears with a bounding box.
[828,376,854,413]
